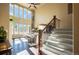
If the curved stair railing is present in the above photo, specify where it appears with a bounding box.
[37,15,60,55]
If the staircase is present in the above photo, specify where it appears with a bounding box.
[41,29,73,55]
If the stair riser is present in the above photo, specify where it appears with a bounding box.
[44,45,72,55]
[49,36,72,41]
[53,35,72,39]
[45,42,72,51]
[47,39,72,44]
[52,32,72,34]
[42,29,72,55]
[54,29,72,31]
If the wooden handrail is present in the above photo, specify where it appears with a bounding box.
[42,15,57,31]
[38,15,60,55]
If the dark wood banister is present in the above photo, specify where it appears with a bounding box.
[38,30,42,55]
[38,15,58,55]
[42,15,57,32]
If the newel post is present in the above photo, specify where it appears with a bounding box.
[38,30,42,55]
[53,15,57,29]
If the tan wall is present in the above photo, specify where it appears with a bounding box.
[0,3,9,39]
[35,3,72,29]
[74,3,79,54]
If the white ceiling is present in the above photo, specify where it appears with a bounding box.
[18,3,46,10]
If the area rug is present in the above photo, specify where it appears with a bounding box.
[16,50,30,55]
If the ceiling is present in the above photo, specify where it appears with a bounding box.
[18,3,46,10]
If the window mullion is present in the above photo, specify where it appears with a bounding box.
[23,8,24,20]
[18,6,19,34]
[13,4,15,35]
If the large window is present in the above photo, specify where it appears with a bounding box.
[9,4,32,34]
[9,4,32,19]
[13,23,27,34]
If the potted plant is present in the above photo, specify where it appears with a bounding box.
[0,26,7,43]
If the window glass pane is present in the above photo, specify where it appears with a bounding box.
[26,25,29,33]
[13,23,18,34]
[9,4,13,16]
[19,7,23,18]
[28,10,32,19]
[18,24,23,32]
[28,25,31,32]
[14,5,18,17]
[24,24,26,32]
[24,9,27,19]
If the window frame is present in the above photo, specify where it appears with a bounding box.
[9,4,33,34]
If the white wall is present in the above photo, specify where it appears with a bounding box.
[35,3,72,29]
